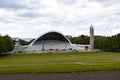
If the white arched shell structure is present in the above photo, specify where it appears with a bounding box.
[24,31,90,53]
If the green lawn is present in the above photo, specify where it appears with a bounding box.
[0,52,120,74]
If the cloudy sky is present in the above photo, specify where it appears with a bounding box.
[0,0,120,38]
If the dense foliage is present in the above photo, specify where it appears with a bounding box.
[19,39,34,46]
[0,35,14,54]
[69,35,89,44]
[69,33,120,52]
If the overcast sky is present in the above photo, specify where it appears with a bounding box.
[0,0,120,38]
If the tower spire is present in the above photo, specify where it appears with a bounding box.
[90,25,94,51]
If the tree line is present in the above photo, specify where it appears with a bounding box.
[0,33,120,54]
[69,33,120,52]
[0,35,14,54]
[20,34,120,52]
[16,39,34,46]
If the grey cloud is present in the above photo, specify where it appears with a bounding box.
[0,0,119,37]
[0,0,27,10]
[51,21,78,27]
[89,0,120,6]
[58,0,78,5]
[0,18,11,23]
[18,12,45,18]
[89,0,120,3]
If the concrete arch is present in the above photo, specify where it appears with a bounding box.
[31,31,72,45]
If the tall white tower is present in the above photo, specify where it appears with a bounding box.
[90,25,94,51]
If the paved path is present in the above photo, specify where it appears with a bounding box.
[0,71,120,80]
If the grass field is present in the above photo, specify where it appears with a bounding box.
[0,52,120,74]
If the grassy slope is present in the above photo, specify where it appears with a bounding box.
[0,52,120,74]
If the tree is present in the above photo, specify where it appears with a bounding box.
[3,35,14,52]
[69,35,89,44]
[0,35,14,54]
[0,36,6,53]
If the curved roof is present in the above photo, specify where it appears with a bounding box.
[31,31,71,45]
